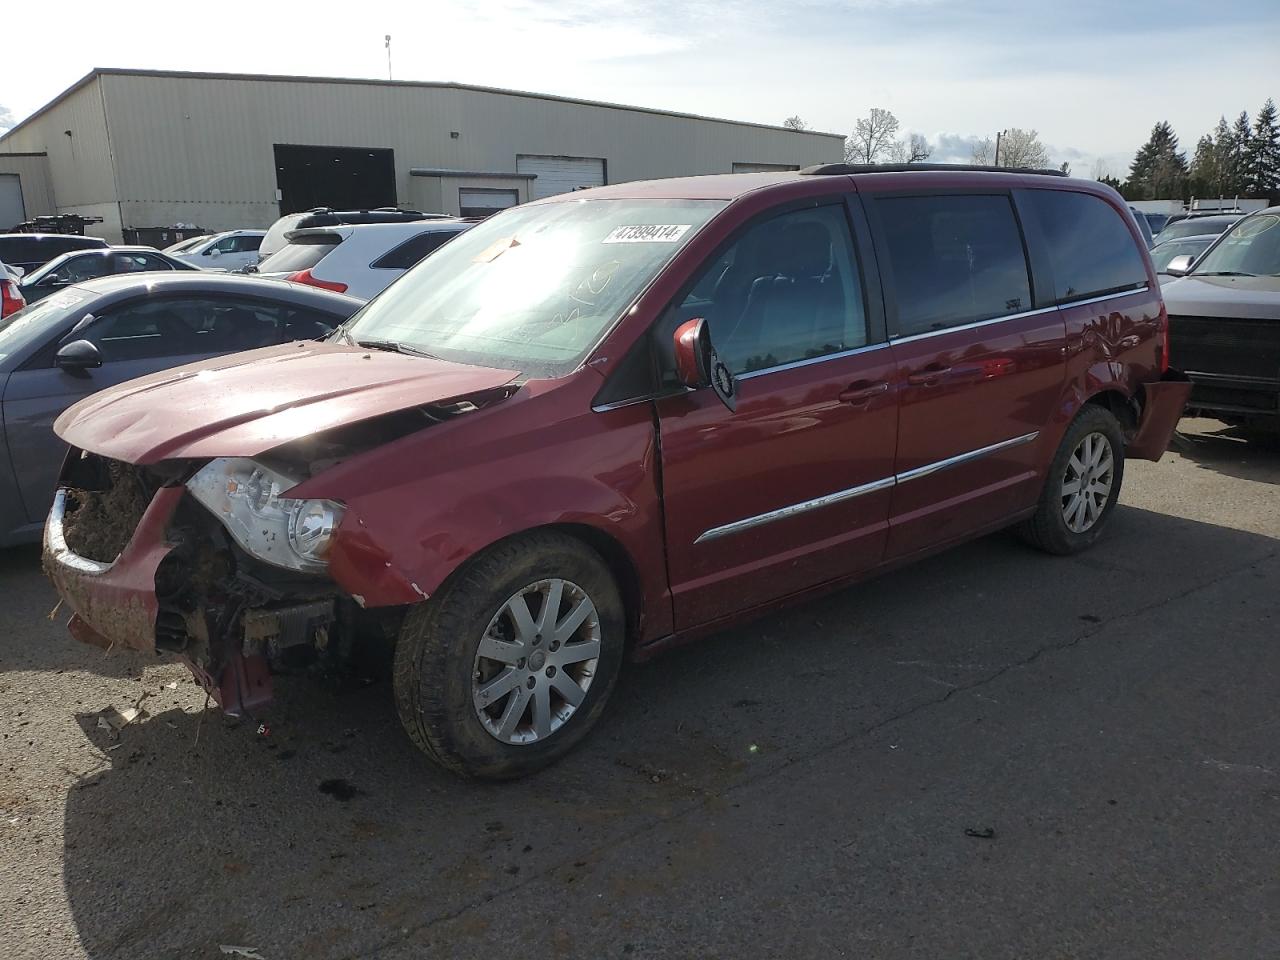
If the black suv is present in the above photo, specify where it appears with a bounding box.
[0,234,109,274]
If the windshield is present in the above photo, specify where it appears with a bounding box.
[1151,237,1212,272]
[341,198,724,377]
[1192,213,1280,277]
[0,288,92,363]
[1159,217,1238,242]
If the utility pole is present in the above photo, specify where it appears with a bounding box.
[994,129,1006,167]
[385,35,393,81]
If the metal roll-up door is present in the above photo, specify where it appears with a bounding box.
[0,175,26,231]
[459,188,519,219]
[516,155,606,200]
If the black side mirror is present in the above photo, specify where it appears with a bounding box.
[672,317,737,412]
[55,339,103,374]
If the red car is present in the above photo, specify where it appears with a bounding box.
[44,165,1190,778]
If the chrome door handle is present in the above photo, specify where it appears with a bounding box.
[838,381,889,405]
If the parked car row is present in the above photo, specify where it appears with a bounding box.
[38,164,1191,779]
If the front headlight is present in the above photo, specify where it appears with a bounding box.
[186,458,345,573]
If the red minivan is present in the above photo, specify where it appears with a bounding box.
[44,165,1190,778]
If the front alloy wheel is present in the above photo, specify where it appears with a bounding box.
[473,578,601,744]
[1061,431,1115,533]
[393,531,624,779]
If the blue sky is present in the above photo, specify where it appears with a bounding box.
[2,0,1276,176]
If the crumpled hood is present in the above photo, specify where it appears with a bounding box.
[1162,274,1280,320]
[54,342,520,464]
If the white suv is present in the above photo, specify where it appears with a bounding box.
[254,220,472,300]
[174,230,266,272]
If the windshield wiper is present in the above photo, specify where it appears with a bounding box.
[1196,271,1257,277]
[354,338,442,360]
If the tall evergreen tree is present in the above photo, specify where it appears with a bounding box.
[1188,134,1217,198]
[1128,121,1187,199]
[1244,98,1280,196]
[1230,111,1252,194]
[1210,115,1237,195]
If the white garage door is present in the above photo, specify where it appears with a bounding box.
[517,155,605,200]
[459,188,519,219]
[0,175,25,231]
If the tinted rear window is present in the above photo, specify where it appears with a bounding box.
[371,229,462,270]
[0,236,103,264]
[257,235,342,273]
[876,194,1032,336]
[1027,191,1147,302]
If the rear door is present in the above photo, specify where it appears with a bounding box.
[865,189,1066,559]
[656,198,899,628]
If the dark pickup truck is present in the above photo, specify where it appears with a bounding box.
[1162,206,1280,429]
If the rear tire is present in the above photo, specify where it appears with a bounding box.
[1018,405,1125,555]
[392,530,625,779]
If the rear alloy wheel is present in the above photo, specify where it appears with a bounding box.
[393,531,624,779]
[1060,432,1115,534]
[1018,405,1125,555]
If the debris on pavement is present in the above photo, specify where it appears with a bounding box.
[964,827,996,839]
[219,947,265,959]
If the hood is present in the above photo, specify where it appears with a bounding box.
[55,342,520,464]
[1161,274,1280,319]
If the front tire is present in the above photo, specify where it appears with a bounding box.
[1019,405,1125,555]
[392,531,625,779]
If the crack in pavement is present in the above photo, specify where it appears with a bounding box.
[347,546,1279,959]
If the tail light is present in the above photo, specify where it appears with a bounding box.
[1157,303,1170,372]
[285,269,347,294]
[1,279,25,319]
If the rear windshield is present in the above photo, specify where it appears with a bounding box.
[257,234,343,273]
[0,236,103,264]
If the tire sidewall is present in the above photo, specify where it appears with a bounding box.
[399,534,625,778]
[1042,407,1126,552]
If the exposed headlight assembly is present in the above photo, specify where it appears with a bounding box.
[187,458,345,573]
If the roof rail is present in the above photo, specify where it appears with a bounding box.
[800,163,1068,177]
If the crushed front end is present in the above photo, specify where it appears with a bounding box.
[43,450,375,717]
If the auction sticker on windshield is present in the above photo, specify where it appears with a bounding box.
[603,224,692,244]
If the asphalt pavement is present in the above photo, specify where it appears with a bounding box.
[1,418,1278,960]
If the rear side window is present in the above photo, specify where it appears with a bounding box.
[371,230,459,270]
[1028,191,1148,303]
[258,235,342,273]
[876,195,1031,336]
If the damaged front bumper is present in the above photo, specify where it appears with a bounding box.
[43,462,345,718]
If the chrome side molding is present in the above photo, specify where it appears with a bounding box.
[694,430,1040,544]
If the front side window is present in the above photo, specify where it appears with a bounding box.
[114,253,174,273]
[877,194,1032,336]
[231,235,263,253]
[1029,190,1148,302]
[1193,213,1280,277]
[673,204,868,375]
[343,198,725,377]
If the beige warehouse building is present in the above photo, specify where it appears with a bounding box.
[0,68,844,242]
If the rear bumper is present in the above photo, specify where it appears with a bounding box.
[1126,370,1193,461]
[43,486,184,652]
[1185,370,1280,419]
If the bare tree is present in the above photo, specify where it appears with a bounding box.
[887,133,932,164]
[845,108,901,163]
[782,115,808,131]
[970,128,1050,168]
[1091,157,1113,181]
[0,105,14,132]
